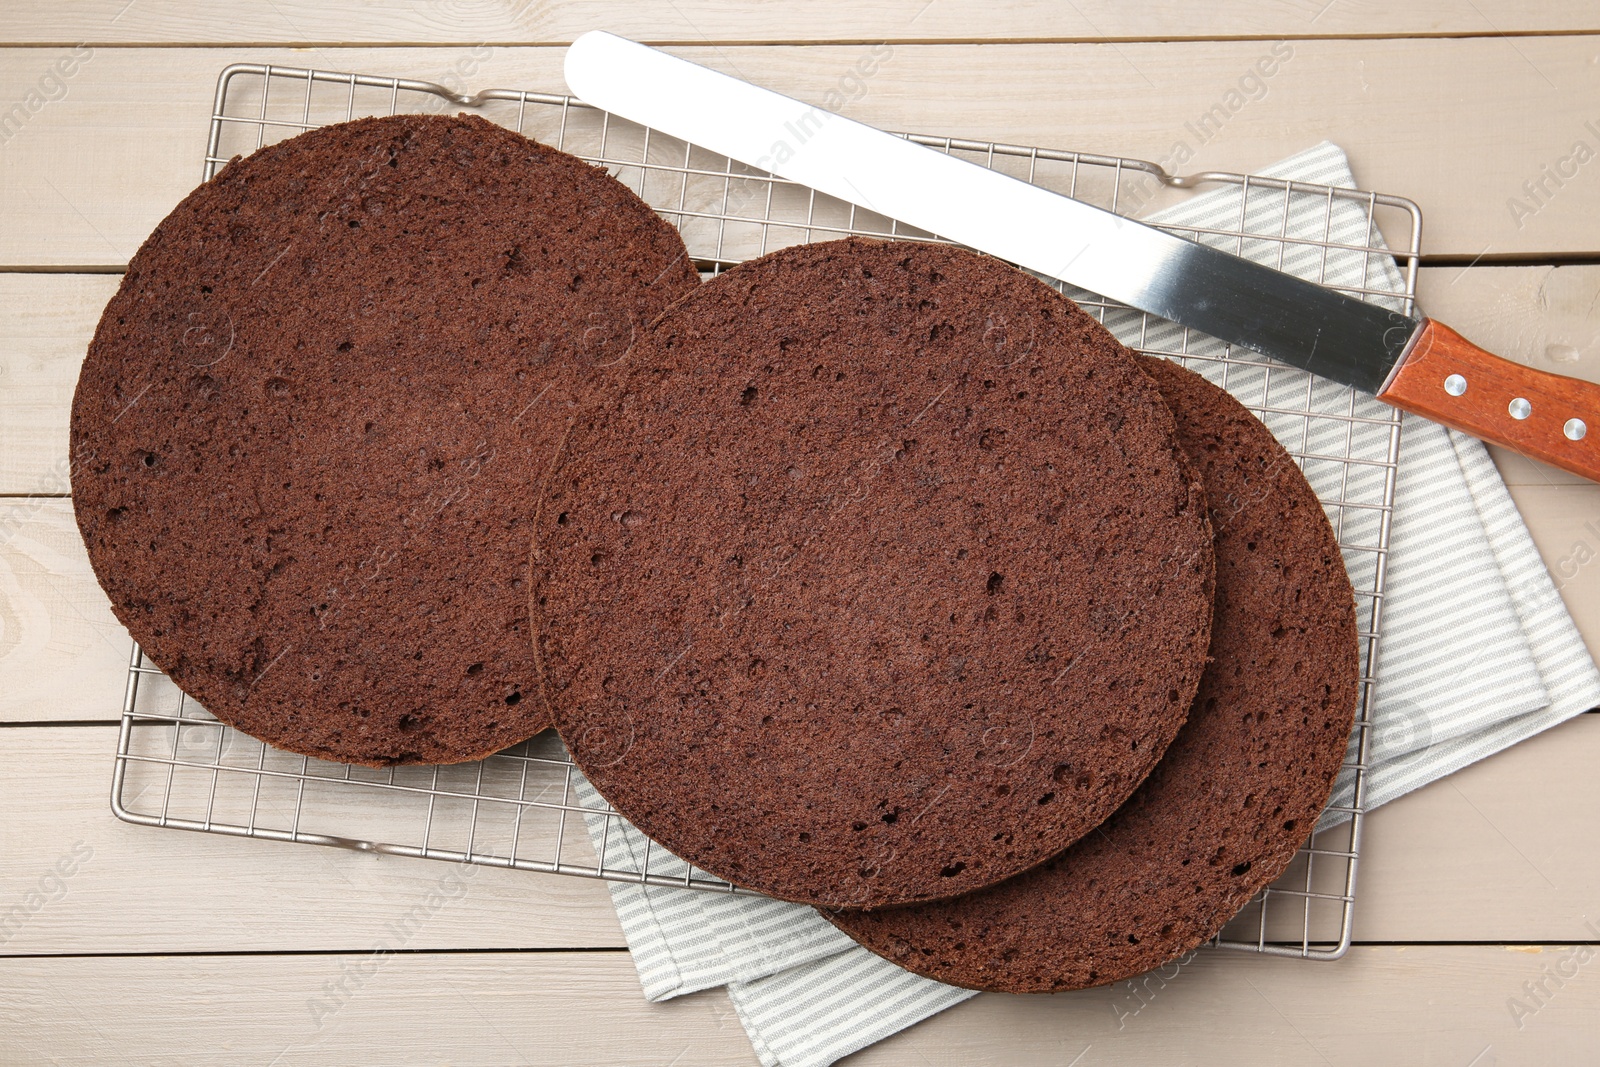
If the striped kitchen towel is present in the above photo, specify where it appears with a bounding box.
[576,140,1600,1067]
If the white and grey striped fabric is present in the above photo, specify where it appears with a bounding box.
[575,141,1600,1067]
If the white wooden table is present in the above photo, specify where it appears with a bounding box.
[3,4,1600,1063]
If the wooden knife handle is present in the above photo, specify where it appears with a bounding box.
[1379,319,1600,482]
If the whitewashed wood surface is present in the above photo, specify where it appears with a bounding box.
[2,4,1599,1064]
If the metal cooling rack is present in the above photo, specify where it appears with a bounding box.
[112,61,1417,958]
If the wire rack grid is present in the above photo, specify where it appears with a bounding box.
[112,60,1419,959]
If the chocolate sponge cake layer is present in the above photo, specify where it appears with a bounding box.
[828,355,1360,990]
[534,238,1215,909]
[71,113,699,765]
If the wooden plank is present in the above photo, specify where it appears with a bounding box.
[3,945,1598,1066]
[0,725,628,955]
[0,273,115,497]
[862,944,1600,1066]
[5,276,1593,506]
[3,0,1597,45]
[3,717,1599,955]
[4,269,1598,722]
[14,267,1599,496]
[2,39,1600,264]
[1354,710,1600,942]
[8,487,1596,727]
[0,500,127,723]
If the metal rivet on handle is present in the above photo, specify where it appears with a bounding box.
[1443,374,1467,396]
[1509,397,1532,420]
[1566,418,1589,441]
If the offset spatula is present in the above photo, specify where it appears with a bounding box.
[565,31,1600,483]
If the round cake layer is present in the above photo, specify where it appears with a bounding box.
[828,355,1360,989]
[71,113,700,765]
[535,238,1216,909]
